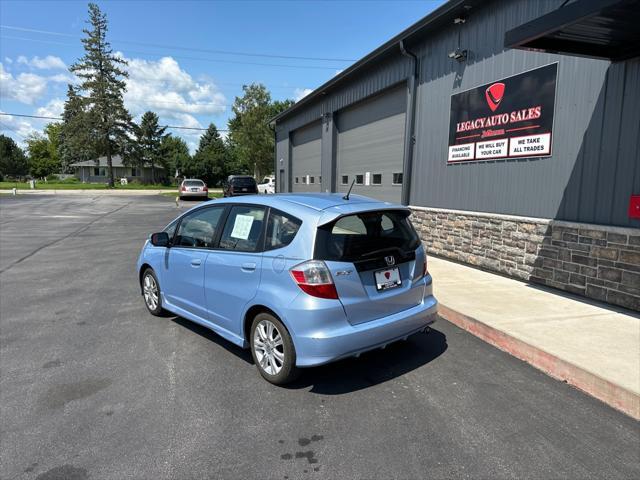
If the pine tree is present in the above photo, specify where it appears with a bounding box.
[70,3,131,187]
[161,135,191,179]
[59,85,96,172]
[133,111,167,183]
[193,123,227,186]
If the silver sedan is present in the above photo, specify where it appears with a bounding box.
[179,179,208,199]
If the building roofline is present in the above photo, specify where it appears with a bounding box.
[270,0,476,125]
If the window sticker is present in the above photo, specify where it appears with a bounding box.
[230,214,254,240]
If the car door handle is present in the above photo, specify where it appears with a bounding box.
[241,262,256,272]
[190,259,202,267]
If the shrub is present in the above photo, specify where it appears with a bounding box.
[59,177,80,184]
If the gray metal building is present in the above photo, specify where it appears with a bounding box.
[272,0,640,311]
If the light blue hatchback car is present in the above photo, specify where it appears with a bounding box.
[137,193,438,384]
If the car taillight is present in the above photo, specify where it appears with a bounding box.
[417,257,428,280]
[181,186,186,191]
[203,186,208,192]
[290,260,338,300]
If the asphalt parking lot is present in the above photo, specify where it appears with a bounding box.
[1,195,639,480]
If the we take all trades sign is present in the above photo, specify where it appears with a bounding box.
[448,63,557,164]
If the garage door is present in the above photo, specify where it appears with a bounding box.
[336,84,406,203]
[291,121,322,193]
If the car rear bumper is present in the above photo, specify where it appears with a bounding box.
[293,294,438,367]
[180,190,208,197]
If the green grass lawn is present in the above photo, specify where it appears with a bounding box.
[0,181,176,190]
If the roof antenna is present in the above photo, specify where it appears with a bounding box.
[343,179,356,200]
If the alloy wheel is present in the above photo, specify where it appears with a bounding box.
[253,319,285,375]
[143,273,159,311]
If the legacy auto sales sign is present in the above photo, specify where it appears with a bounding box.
[448,63,557,163]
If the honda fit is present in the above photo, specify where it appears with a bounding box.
[137,193,438,384]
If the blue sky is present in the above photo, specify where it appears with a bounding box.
[0,0,443,151]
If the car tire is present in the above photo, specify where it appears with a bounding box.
[141,268,166,316]
[250,313,299,385]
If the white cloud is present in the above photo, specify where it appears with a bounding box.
[35,98,65,118]
[17,55,67,71]
[294,88,313,102]
[122,55,227,118]
[0,63,48,104]
[116,55,227,154]
[48,73,76,84]
[1,54,225,154]
[4,57,12,64]
[0,110,39,143]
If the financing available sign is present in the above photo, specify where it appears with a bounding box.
[448,63,557,163]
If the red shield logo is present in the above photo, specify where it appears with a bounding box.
[384,272,391,279]
[485,82,505,112]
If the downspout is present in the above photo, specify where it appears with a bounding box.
[269,121,278,191]
[399,39,418,206]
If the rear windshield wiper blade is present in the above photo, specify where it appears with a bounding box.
[358,246,402,259]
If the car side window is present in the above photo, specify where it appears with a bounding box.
[381,214,394,232]
[265,209,302,251]
[163,219,179,240]
[174,206,225,249]
[219,206,266,252]
[331,215,367,235]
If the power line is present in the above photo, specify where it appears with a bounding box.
[127,99,233,108]
[1,36,312,94]
[0,25,356,62]
[0,121,28,139]
[0,113,226,132]
[1,35,345,70]
[1,25,355,62]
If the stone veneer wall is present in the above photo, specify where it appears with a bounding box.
[410,206,640,312]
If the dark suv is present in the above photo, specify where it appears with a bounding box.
[223,175,258,197]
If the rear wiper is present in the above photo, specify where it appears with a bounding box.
[359,247,402,259]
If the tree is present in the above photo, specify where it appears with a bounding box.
[131,111,167,183]
[0,134,29,179]
[227,84,294,179]
[70,2,131,187]
[25,124,62,178]
[161,134,190,180]
[59,84,96,172]
[191,123,227,186]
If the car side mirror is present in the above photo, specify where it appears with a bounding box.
[150,231,170,247]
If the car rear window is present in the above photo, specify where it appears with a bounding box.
[184,180,204,187]
[231,177,257,187]
[314,210,420,262]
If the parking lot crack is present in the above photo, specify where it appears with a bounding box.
[0,202,131,275]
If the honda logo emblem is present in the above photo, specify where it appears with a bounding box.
[385,255,395,266]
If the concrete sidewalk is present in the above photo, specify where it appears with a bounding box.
[429,256,640,419]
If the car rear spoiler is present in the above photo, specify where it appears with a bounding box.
[316,203,412,227]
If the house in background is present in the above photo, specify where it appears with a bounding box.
[70,155,164,183]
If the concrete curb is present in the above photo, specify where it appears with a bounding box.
[0,189,177,196]
[438,304,640,420]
